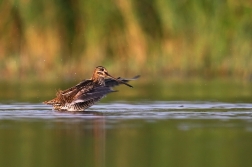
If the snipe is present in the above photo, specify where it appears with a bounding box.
[44,66,140,111]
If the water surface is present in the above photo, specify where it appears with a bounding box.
[0,102,252,167]
[1,79,252,167]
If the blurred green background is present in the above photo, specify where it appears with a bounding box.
[1,0,252,82]
[1,2,252,167]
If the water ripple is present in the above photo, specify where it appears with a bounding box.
[0,101,251,120]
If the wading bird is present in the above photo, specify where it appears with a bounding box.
[44,66,139,111]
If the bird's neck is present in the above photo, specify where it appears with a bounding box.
[92,75,106,86]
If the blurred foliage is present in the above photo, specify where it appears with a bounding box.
[0,0,252,81]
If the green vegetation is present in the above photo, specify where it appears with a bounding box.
[0,0,252,81]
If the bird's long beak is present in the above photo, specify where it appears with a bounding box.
[105,72,133,88]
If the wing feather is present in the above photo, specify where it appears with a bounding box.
[71,87,116,104]
[105,75,140,87]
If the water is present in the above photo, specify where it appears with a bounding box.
[0,79,252,167]
[0,101,252,167]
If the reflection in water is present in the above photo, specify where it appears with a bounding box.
[1,79,252,103]
[0,102,252,167]
[0,106,108,167]
[93,115,105,167]
[51,112,107,167]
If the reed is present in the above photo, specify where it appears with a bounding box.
[0,0,251,81]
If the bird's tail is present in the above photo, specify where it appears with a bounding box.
[43,98,59,105]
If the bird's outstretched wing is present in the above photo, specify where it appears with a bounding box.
[44,79,94,104]
[71,86,117,104]
[61,79,93,95]
[105,75,140,87]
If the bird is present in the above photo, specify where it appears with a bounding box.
[44,66,140,111]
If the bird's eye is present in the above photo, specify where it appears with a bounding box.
[97,72,103,75]
[100,68,104,71]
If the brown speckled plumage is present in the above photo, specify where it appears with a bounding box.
[44,66,140,111]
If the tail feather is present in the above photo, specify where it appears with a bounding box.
[44,90,64,105]
[43,98,59,105]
